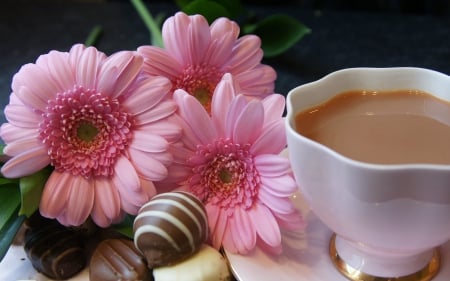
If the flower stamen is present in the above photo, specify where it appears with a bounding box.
[77,122,98,142]
[175,63,224,112]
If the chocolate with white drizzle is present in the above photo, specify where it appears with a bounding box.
[133,191,209,268]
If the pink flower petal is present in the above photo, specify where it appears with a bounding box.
[96,63,118,96]
[100,51,143,98]
[134,100,178,125]
[254,154,291,177]
[174,90,216,144]
[257,240,282,256]
[235,65,277,97]
[211,74,236,132]
[262,94,286,124]
[259,174,298,197]
[64,176,95,226]
[13,85,47,112]
[138,46,182,79]
[90,200,109,228]
[206,19,239,66]
[112,158,147,210]
[231,207,256,253]
[140,178,157,200]
[137,119,181,143]
[206,204,226,250]
[0,124,38,145]
[229,35,263,73]
[249,204,281,248]
[3,138,44,156]
[11,64,59,110]
[76,46,100,89]
[114,156,141,192]
[128,147,169,181]
[162,12,193,64]
[233,100,264,144]
[91,177,121,227]
[4,103,41,128]
[258,188,296,214]
[250,120,286,155]
[122,76,172,115]
[1,146,50,178]
[221,224,238,254]
[130,130,169,153]
[39,171,72,218]
[37,50,74,91]
[185,14,211,64]
[224,95,248,138]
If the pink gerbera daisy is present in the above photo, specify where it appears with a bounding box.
[0,44,181,227]
[137,12,276,112]
[164,73,304,255]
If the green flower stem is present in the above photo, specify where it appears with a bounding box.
[130,0,164,47]
[84,25,103,47]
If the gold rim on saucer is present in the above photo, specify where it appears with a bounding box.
[329,234,440,281]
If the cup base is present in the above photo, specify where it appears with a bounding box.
[329,234,440,281]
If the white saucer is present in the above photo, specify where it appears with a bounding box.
[226,193,450,281]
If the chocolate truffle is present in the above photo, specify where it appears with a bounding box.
[24,216,87,280]
[153,245,231,281]
[89,238,152,281]
[133,191,209,267]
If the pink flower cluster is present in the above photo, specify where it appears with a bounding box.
[0,12,304,255]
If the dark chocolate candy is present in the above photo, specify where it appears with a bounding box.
[133,191,208,268]
[24,215,87,280]
[89,238,152,281]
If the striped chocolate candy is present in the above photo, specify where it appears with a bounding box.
[133,191,208,268]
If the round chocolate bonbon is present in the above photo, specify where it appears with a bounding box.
[133,191,209,267]
[24,215,87,280]
[89,238,153,281]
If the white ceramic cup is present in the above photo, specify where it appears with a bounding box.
[285,67,450,278]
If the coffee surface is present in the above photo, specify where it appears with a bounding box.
[295,90,450,164]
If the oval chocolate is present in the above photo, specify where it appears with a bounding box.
[24,215,87,280]
[89,238,152,281]
[133,191,208,267]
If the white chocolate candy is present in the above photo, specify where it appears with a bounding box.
[153,244,231,281]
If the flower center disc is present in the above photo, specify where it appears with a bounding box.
[39,86,134,178]
[175,64,224,113]
[189,139,260,209]
[77,122,98,142]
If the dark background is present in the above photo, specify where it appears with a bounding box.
[0,0,449,122]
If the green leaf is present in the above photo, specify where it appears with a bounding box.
[175,0,191,8]
[211,0,244,18]
[0,184,21,231]
[19,166,52,217]
[0,177,19,186]
[181,0,231,23]
[244,15,311,58]
[111,214,135,239]
[0,211,26,262]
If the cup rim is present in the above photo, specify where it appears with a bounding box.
[285,67,450,171]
